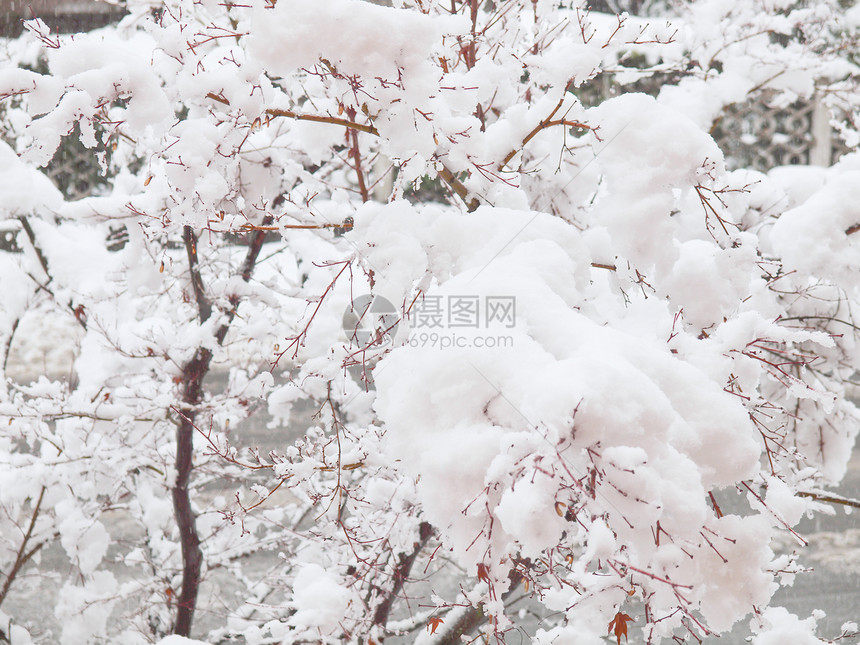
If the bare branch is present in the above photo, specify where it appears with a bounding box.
[17,216,87,330]
[436,164,480,212]
[429,573,523,645]
[265,107,484,211]
[373,522,434,629]
[265,108,379,136]
[2,317,20,374]
[797,491,860,510]
[0,486,47,610]
[498,99,596,172]
[182,225,212,324]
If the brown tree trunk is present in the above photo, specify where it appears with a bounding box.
[172,346,211,636]
[171,222,270,637]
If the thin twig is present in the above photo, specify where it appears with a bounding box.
[797,491,860,510]
[237,221,352,231]
[17,216,87,330]
[349,129,371,202]
[266,107,481,211]
[373,522,434,629]
[742,481,807,546]
[498,98,594,171]
[428,572,523,645]
[265,108,379,135]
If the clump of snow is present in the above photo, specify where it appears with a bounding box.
[586,93,726,274]
[56,508,110,575]
[249,0,464,82]
[367,197,770,627]
[751,607,824,644]
[288,564,354,634]
[770,169,860,288]
[54,571,118,645]
[0,140,63,216]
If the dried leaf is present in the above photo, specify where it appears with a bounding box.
[608,612,634,645]
[427,616,444,634]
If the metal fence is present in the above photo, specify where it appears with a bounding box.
[712,94,847,171]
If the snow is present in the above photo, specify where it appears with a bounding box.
[525,39,601,89]
[1,0,859,643]
[770,169,860,287]
[54,571,118,645]
[751,607,824,644]
[0,139,63,216]
[46,32,173,132]
[586,93,725,272]
[156,637,214,645]
[249,0,464,82]
[764,475,808,528]
[288,564,354,634]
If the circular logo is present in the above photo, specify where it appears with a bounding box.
[342,294,400,346]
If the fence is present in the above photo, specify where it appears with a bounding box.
[712,94,846,171]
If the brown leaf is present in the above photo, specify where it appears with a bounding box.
[477,562,490,583]
[427,616,444,634]
[608,612,634,645]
